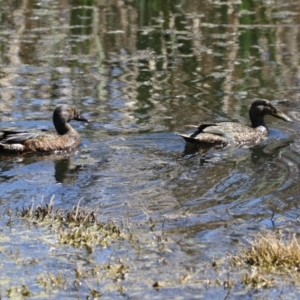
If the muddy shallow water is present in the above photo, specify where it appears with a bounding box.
[1,0,300,298]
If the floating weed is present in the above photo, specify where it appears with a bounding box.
[17,198,125,250]
[153,281,161,289]
[48,272,66,288]
[103,262,128,281]
[59,220,123,249]
[36,272,66,291]
[241,270,274,289]
[3,199,132,298]
[74,261,127,283]
[36,276,48,289]
[6,284,32,297]
[84,280,102,298]
[11,200,300,298]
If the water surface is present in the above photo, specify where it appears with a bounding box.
[1,0,300,298]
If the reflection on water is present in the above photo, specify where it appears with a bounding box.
[1,0,300,297]
[54,158,79,185]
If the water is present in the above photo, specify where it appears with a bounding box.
[1,0,300,298]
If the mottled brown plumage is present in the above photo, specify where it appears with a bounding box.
[178,99,293,147]
[0,105,89,153]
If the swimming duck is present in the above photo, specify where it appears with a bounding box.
[0,105,89,153]
[178,99,293,147]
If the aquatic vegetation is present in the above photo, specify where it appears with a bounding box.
[2,203,300,298]
[0,199,130,298]
[232,231,300,289]
[241,271,274,289]
[233,232,300,272]
[18,198,124,249]
[6,285,32,298]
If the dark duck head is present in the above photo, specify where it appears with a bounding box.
[249,99,293,130]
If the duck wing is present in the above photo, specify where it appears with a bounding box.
[178,122,263,146]
[177,122,230,145]
[0,129,49,144]
[202,122,266,145]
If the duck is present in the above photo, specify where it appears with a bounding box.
[0,105,89,153]
[178,99,293,147]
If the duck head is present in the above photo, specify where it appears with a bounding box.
[53,105,89,135]
[249,99,293,128]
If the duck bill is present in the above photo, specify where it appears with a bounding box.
[271,110,293,123]
[75,115,90,123]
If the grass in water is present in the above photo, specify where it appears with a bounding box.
[18,197,125,250]
[233,231,300,288]
[233,232,300,272]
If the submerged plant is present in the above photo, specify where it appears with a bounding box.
[241,270,274,289]
[59,221,122,249]
[6,285,32,297]
[17,197,125,250]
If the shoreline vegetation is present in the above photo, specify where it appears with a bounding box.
[1,198,300,298]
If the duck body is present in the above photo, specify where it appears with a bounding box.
[178,99,293,147]
[0,105,89,153]
[179,122,267,147]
